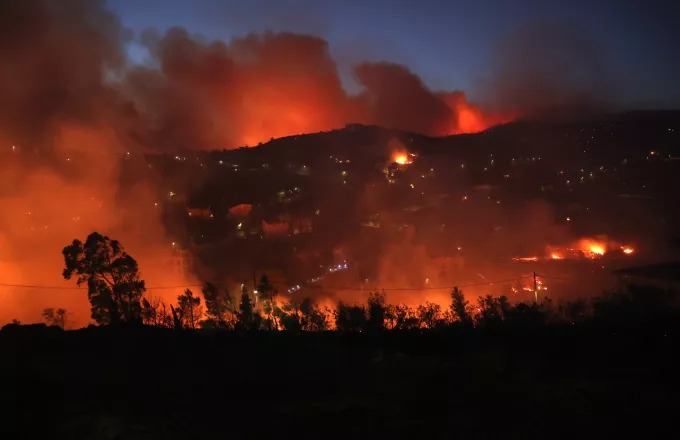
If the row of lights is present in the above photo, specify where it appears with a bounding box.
[288,262,349,293]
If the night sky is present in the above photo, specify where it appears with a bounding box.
[109,0,679,109]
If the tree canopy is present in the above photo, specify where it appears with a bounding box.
[62,232,146,325]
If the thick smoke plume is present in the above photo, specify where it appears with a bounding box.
[481,22,615,120]
[0,0,614,324]
[1,1,613,152]
[128,29,494,149]
[0,0,197,326]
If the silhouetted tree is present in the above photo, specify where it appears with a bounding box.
[389,304,420,330]
[177,289,203,329]
[141,296,167,327]
[450,287,473,326]
[558,298,589,324]
[158,301,173,328]
[257,275,279,328]
[366,291,387,332]
[335,302,367,332]
[237,285,261,331]
[201,282,235,328]
[591,284,679,323]
[42,308,68,328]
[505,301,551,327]
[476,295,511,327]
[299,297,329,331]
[277,301,303,332]
[62,232,145,325]
[170,304,183,330]
[416,302,444,329]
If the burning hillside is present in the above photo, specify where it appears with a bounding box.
[513,236,636,263]
[0,0,669,327]
[0,1,614,151]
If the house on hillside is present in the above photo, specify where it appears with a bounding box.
[262,220,289,237]
[291,217,313,235]
[228,204,253,218]
[162,250,194,279]
[187,206,213,219]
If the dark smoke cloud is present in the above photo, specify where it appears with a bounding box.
[128,27,483,149]
[1,1,625,152]
[125,26,239,150]
[0,0,196,325]
[481,22,616,120]
[352,62,454,135]
[132,28,501,148]
[0,0,141,149]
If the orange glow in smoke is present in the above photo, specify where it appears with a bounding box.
[233,89,516,147]
[392,152,413,165]
[233,92,515,147]
[457,106,487,134]
[235,93,515,146]
[0,127,201,327]
[441,92,515,135]
[573,238,608,259]
[550,253,564,260]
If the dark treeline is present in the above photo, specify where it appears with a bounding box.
[2,284,678,438]
[7,231,675,332]
[2,231,679,439]
[61,232,680,331]
[22,282,680,333]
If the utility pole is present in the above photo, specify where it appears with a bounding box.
[253,270,258,306]
[533,272,538,303]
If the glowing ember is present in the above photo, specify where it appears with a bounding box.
[550,253,564,260]
[622,247,634,255]
[512,256,539,262]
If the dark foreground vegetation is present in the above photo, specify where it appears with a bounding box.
[3,282,680,439]
[2,232,679,438]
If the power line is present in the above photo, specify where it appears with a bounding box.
[0,283,82,290]
[0,283,204,291]
[0,276,533,292]
[535,274,574,281]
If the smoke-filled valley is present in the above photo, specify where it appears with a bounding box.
[0,0,678,327]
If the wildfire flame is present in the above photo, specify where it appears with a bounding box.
[512,256,539,262]
[543,238,636,262]
[573,238,608,259]
[511,276,548,295]
[588,245,605,256]
[392,152,414,165]
[516,238,637,265]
